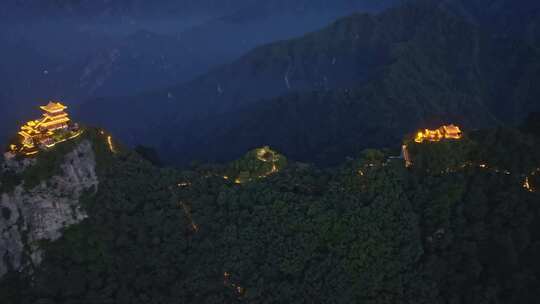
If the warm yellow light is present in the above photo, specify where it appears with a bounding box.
[402,144,412,168]
[414,124,462,143]
[14,101,80,157]
[40,101,67,113]
[107,136,117,153]
[414,132,424,143]
[23,150,39,156]
[524,176,535,192]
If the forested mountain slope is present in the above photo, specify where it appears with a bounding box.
[76,1,540,167]
[167,21,540,165]
[1,121,539,303]
[76,6,404,138]
[79,1,540,166]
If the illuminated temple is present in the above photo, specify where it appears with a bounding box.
[414,124,462,143]
[10,102,81,156]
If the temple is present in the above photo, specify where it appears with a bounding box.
[10,102,81,156]
[414,124,462,143]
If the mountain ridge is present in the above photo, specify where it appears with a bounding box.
[1,119,539,303]
[77,1,540,166]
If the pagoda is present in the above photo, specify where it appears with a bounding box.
[11,101,80,156]
[39,102,70,131]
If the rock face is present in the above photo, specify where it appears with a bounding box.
[0,140,98,278]
[2,155,36,174]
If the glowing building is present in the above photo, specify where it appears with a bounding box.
[39,102,70,131]
[13,102,80,156]
[415,124,463,143]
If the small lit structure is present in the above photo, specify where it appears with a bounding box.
[12,101,80,156]
[415,124,463,143]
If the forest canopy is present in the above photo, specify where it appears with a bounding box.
[1,123,539,304]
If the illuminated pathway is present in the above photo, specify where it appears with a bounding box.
[178,200,198,232]
[107,135,117,154]
[381,148,538,193]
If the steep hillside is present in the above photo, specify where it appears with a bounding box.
[76,1,425,146]
[0,123,539,303]
[177,0,402,59]
[0,137,98,278]
[165,5,540,166]
[67,30,214,98]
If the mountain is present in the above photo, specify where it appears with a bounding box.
[77,1,540,166]
[0,0,404,147]
[176,3,540,165]
[178,0,402,51]
[72,0,396,100]
[76,4,408,146]
[0,139,97,278]
[1,123,539,303]
[67,29,214,98]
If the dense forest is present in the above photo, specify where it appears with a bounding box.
[1,116,539,303]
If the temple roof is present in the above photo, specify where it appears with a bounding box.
[40,101,67,113]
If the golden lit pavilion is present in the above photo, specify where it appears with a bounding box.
[11,101,81,156]
[414,124,462,143]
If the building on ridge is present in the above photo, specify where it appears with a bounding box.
[415,124,463,143]
[10,101,81,156]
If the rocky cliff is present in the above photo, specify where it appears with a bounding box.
[0,140,98,278]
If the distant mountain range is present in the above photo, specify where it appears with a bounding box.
[0,0,402,149]
[76,0,540,166]
[4,0,539,166]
